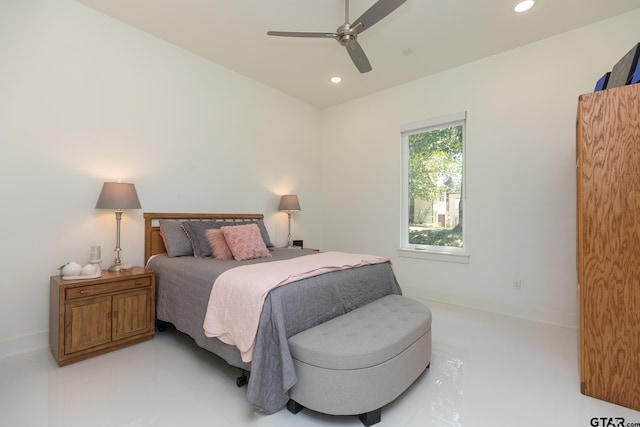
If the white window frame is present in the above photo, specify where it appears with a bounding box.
[399,111,469,263]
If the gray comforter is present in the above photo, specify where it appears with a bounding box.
[148,249,401,414]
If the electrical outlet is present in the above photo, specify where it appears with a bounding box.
[512,279,522,291]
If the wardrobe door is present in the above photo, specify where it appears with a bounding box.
[577,84,640,411]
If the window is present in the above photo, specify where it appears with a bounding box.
[400,112,467,261]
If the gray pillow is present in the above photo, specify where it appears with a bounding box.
[254,219,275,248]
[159,220,193,257]
[181,220,275,258]
[181,221,227,258]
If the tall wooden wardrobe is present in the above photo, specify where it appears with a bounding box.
[576,82,640,411]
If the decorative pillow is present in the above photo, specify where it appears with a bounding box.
[221,223,272,261]
[180,221,226,258]
[205,229,234,260]
[159,220,193,257]
[181,220,274,258]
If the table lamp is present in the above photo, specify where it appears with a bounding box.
[95,182,141,272]
[279,194,301,248]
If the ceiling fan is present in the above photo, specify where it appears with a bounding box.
[267,0,407,73]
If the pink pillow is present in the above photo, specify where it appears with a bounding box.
[221,223,272,261]
[205,229,234,260]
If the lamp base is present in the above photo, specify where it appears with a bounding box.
[108,263,122,272]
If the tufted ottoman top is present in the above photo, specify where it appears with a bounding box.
[288,295,432,370]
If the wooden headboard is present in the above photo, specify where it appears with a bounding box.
[143,212,265,263]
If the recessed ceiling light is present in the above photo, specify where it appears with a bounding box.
[330,76,342,84]
[514,0,535,12]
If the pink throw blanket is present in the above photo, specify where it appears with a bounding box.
[203,251,391,362]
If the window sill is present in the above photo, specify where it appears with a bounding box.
[397,248,469,264]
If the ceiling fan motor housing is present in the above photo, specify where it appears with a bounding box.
[338,33,356,47]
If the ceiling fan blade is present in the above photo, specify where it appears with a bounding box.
[351,0,406,34]
[346,41,372,73]
[267,31,338,39]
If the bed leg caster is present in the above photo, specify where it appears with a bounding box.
[156,320,170,332]
[236,369,248,387]
[359,408,382,426]
[286,399,305,414]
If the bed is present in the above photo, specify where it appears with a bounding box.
[143,212,402,414]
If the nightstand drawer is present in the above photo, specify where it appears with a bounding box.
[66,277,151,300]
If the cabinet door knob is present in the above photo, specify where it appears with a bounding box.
[80,290,89,294]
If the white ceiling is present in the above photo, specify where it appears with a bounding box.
[74,0,640,108]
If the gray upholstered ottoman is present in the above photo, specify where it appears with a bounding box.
[287,295,432,426]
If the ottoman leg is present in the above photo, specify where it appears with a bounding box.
[359,408,381,426]
[287,399,305,414]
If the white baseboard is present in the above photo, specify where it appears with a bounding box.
[0,290,577,360]
[402,286,577,329]
[0,331,49,360]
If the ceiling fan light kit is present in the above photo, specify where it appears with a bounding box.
[267,0,407,73]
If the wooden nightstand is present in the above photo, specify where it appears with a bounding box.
[49,266,155,366]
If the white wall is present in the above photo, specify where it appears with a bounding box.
[319,9,640,328]
[0,0,322,358]
[2,0,639,360]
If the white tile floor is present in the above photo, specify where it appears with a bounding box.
[1,301,639,427]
